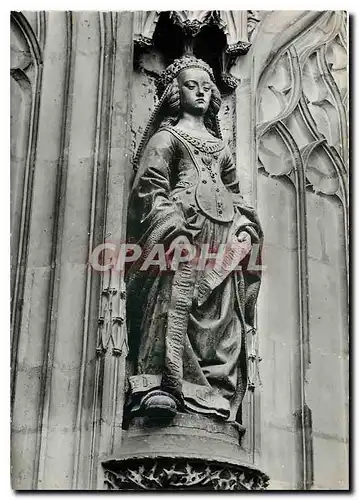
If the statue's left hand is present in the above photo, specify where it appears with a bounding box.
[237,230,252,245]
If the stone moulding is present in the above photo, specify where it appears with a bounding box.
[10,9,44,426]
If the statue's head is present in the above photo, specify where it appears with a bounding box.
[157,56,221,130]
[177,67,212,116]
[132,57,222,177]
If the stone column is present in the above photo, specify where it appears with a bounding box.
[11,11,132,490]
[89,11,134,490]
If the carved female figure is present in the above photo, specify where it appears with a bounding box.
[126,56,262,424]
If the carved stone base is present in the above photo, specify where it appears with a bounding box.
[104,458,269,490]
[102,414,269,490]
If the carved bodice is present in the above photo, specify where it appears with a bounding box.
[160,126,236,223]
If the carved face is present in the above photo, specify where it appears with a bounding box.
[177,68,212,116]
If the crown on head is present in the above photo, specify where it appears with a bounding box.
[157,56,215,97]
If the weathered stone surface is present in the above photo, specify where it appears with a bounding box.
[103,414,268,490]
[254,10,348,490]
[118,414,246,463]
[10,10,348,491]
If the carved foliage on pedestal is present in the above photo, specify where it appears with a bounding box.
[104,460,269,491]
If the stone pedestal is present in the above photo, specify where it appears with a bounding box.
[102,414,269,490]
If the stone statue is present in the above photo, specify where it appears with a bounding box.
[125,56,263,425]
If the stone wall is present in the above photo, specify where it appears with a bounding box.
[253,12,348,490]
[10,10,348,490]
[11,11,133,489]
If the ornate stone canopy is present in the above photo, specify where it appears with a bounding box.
[133,10,261,90]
